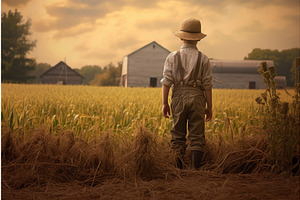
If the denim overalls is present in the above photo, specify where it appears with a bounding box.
[170,50,206,153]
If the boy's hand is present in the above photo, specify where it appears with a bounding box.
[162,104,171,118]
[205,108,212,122]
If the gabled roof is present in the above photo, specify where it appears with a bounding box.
[126,41,171,57]
[40,61,83,78]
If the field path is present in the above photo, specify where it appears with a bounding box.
[2,171,299,200]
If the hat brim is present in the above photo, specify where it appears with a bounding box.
[174,31,206,41]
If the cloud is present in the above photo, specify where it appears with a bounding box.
[70,0,107,6]
[136,18,178,31]
[9,0,299,68]
[68,0,159,8]
[52,23,95,39]
[34,0,299,39]
[2,0,31,7]
[34,0,163,34]
[33,1,113,39]
[186,0,299,8]
[34,3,105,31]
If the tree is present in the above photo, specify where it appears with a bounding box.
[90,62,122,86]
[244,48,300,86]
[75,65,103,85]
[29,63,51,83]
[1,9,36,83]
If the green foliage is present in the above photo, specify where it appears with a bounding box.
[29,63,51,83]
[1,9,36,83]
[75,65,103,85]
[90,62,122,86]
[245,48,300,86]
[255,61,299,174]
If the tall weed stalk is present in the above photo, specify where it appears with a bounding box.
[255,60,299,174]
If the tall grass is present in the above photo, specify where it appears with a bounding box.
[1,83,299,190]
[3,83,292,138]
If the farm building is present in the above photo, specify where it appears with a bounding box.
[40,61,83,85]
[121,41,286,89]
[120,41,171,87]
[210,59,286,89]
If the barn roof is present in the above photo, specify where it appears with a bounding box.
[210,59,274,74]
[40,61,84,78]
[126,41,171,57]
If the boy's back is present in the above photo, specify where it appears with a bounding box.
[161,17,213,169]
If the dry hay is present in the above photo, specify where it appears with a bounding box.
[204,134,270,174]
[116,126,176,181]
[1,125,176,190]
[2,124,299,197]
[1,126,118,189]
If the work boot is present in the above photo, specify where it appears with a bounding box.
[191,150,203,169]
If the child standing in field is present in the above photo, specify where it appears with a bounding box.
[161,17,213,169]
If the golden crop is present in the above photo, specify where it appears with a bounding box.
[1,83,298,189]
[1,83,292,140]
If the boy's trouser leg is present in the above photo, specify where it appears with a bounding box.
[188,95,206,169]
[187,95,206,152]
[170,97,187,152]
[170,96,188,168]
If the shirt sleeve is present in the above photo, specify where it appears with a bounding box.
[160,53,175,87]
[201,56,213,90]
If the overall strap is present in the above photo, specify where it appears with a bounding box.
[192,51,202,87]
[176,51,184,86]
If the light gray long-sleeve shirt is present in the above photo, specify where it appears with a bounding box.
[160,43,213,90]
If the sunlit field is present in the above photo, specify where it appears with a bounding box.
[2,83,292,137]
[1,83,299,200]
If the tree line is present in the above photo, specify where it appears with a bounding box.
[2,10,299,86]
[244,48,299,86]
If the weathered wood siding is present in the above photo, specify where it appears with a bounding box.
[125,42,170,87]
[41,75,82,85]
[212,73,265,89]
[41,61,83,85]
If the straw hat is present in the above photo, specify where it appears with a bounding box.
[174,17,206,41]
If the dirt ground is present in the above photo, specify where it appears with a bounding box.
[2,170,299,200]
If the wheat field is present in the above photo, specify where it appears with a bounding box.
[1,83,299,200]
[3,83,288,137]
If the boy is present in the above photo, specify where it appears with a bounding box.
[161,17,213,169]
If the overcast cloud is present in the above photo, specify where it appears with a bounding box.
[2,0,299,68]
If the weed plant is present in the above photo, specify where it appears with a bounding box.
[255,60,299,174]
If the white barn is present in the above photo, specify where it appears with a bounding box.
[120,41,170,87]
[121,41,286,89]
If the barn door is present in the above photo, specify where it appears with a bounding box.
[150,77,157,87]
[249,81,256,89]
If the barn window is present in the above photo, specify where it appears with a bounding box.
[150,77,157,87]
[249,81,256,89]
[153,44,155,48]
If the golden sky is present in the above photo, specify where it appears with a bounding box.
[2,0,299,68]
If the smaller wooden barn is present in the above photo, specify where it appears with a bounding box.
[40,61,83,85]
[121,41,171,87]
